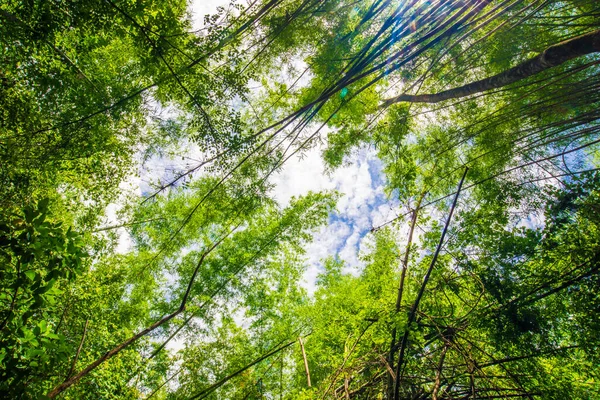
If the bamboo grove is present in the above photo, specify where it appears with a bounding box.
[0,0,599,398]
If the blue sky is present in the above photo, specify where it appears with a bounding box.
[270,143,401,292]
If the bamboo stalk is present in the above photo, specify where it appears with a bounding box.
[298,336,311,387]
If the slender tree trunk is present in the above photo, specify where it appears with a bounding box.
[91,217,166,233]
[379,354,396,382]
[46,235,227,398]
[188,339,298,400]
[322,321,376,399]
[280,350,284,400]
[146,365,184,400]
[344,375,350,399]
[432,343,449,400]
[387,191,425,398]
[381,29,600,106]
[299,336,312,387]
[469,365,476,399]
[395,192,426,312]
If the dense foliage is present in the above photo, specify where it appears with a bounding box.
[0,0,598,398]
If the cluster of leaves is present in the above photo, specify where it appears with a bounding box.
[0,199,87,396]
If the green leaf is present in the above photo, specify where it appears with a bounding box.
[24,270,36,281]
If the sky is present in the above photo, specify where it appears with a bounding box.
[190,0,226,31]
[270,146,401,291]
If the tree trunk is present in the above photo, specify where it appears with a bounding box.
[432,343,449,400]
[46,235,227,398]
[387,192,425,398]
[188,339,298,400]
[47,310,182,398]
[299,336,312,387]
[381,29,600,107]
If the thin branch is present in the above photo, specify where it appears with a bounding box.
[188,338,300,400]
[64,319,89,381]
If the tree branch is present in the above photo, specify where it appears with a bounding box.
[381,29,600,106]
[46,231,231,398]
[188,338,299,400]
[64,319,89,381]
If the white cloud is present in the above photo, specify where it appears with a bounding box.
[100,173,142,254]
[270,143,399,293]
[189,0,229,31]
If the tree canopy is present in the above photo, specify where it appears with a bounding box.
[0,0,599,398]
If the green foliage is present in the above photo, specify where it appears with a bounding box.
[0,199,87,396]
[1,0,599,398]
